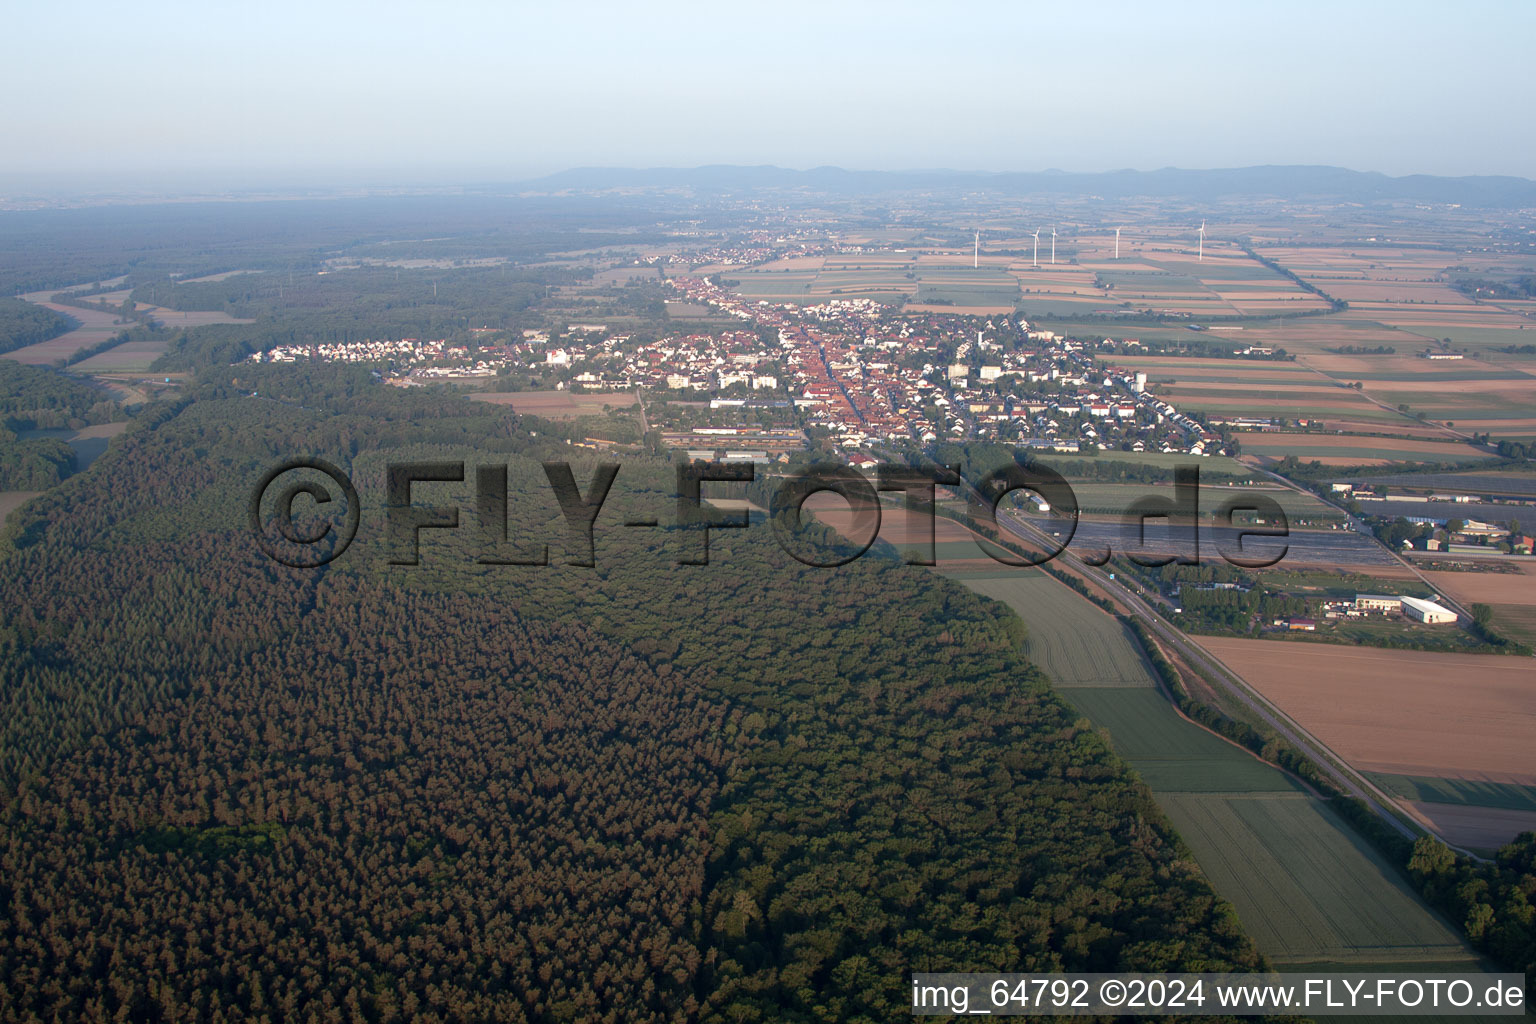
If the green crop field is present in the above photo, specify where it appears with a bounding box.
[1239,440,1498,462]
[1056,688,1292,792]
[1156,793,1473,966]
[1345,371,1526,383]
[1038,450,1253,476]
[1248,568,1420,598]
[944,566,1487,973]
[1487,604,1536,647]
[924,538,994,560]
[950,573,1155,687]
[1069,483,1341,520]
[729,272,815,296]
[914,283,1020,306]
[1171,399,1406,423]
[1401,325,1536,351]
[1366,773,1536,812]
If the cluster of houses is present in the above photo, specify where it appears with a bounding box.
[664,276,1227,457]
[247,258,1241,462]
[249,338,478,370]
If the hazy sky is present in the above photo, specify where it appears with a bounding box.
[2,0,1532,190]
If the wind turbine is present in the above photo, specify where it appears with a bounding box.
[1197,220,1205,263]
[974,231,980,269]
[1050,226,1057,265]
[1115,227,1121,260]
[1032,229,1040,268]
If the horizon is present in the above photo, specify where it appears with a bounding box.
[4,0,1534,192]
[3,160,1534,208]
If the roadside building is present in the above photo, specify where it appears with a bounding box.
[1399,596,1458,624]
[1354,594,1402,613]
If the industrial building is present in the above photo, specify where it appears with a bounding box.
[1399,596,1458,624]
[1354,594,1402,613]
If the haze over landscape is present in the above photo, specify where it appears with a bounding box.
[1,3,1535,1022]
[3,0,1534,193]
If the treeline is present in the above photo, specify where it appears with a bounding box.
[0,193,672,295]
[929,439,1243,490]
[60,324,165,369]
[1241,244,1349,312]
[1495,439,1533,461]
[1454,276,1536,301]
[144,264,596,372]
[130,263,587,321]
[0,367,1274,1021]
[0,297,71,355]
[1407,834,1536,998]
[1131,338,1292,361]
[1324,345,1396,355]
[0,435,75,490]
[0,361,125,432]
[1170,587,1307,634]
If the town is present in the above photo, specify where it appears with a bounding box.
[248,263,1227,461]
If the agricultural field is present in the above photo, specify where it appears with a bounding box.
[1055,687,1294,793]
[1153,793,1473,967]
[939,564,1482,969]
[1195,637,1536,787]
[1016,233,1325,318]
[951,572,1154,687]
[1370,468,1536,496]
[722,252,925,306]
[19,422,126,470]
[813,499,983,564]
[72,290,253,332]
[1366,773,1536,813]
[1406,803,1536,854]
[70,339,171,372]
[2,302,124,365]
[1106,355,1325,382]
[1245,566,1423,599]
[1262,246,1536,353]
[469,390,636,418]
[1421,562,1536,648]
[1068,481,1341,523]
[1041,449,1253,477]
[587,265,661,287]
[724,234,1328,317]
[1235,432,1495,466]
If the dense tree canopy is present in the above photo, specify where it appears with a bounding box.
[0,367,1267,1022]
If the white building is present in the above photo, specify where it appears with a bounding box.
[1400,596,1458,624]
[1355,594,1401,613]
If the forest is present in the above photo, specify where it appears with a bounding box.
[0,364,1272,1022]
[0,362,127,488]
[0,298,70,355]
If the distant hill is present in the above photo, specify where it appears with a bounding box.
[520,163,1536,207]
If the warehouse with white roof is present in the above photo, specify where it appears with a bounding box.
[1399,595,1458,624]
